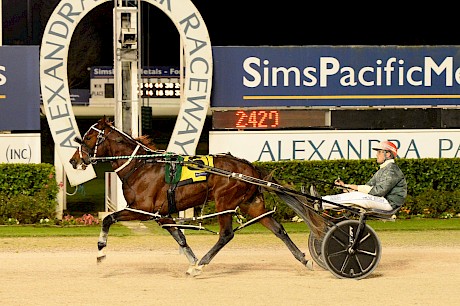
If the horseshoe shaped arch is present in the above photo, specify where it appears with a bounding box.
[40,0,212,186]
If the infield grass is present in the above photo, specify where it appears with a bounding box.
[0,218,458,238]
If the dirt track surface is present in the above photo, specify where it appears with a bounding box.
[1,226,459,306]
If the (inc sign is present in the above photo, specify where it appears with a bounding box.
[0,134,41,164]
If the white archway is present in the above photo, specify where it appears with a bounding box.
[40,0,212,186]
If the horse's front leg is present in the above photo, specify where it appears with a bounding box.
[97,212,118,263]
[158,220,199,274]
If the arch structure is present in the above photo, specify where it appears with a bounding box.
[40,0,212,186]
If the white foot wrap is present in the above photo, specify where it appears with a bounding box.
[186,264,204,277]
[97,250,106,263]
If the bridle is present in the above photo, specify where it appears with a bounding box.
[78,122,152,173]
[78,123,112,164]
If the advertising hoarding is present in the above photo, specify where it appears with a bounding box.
[0,46,40,130]
[212,46,460,108]
[209,129,460,161]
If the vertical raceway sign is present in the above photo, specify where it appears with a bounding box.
[40,0,212,186]
[0,46,40,130]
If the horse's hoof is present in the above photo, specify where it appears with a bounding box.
[186,264,204,277]
[97,255,106,264]
[306,260,314,271]
[186,265,195,275]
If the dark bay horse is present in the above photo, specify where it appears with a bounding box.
[69,116,316,276]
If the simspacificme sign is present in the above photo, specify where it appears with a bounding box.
[40,0,212,186]
[212,46,460,108]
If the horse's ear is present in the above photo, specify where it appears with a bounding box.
[99,115,109,127]
[74,137,82,144]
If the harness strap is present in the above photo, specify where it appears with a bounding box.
[167,185,178,215]
[124,207,161,218]
[114,144,140,173]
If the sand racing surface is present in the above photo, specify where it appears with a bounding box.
[1,224,459,306]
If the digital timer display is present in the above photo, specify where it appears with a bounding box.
[212,109,328,130]
[235,110,280,128]
[139,79,180,98]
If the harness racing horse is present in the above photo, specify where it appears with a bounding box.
[69,116,315,276]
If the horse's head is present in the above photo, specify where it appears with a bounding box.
[69,116,113,170]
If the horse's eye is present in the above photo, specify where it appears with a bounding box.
[85,136,91,141]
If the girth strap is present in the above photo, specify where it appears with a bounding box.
[167,184,178,215]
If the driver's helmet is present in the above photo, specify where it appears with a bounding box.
[372,140,398,157]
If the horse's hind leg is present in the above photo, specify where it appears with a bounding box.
[244,196,313,270]
[259,215,313,270]
[189,213,235,276]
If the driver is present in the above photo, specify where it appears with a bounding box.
[313,140,407,211]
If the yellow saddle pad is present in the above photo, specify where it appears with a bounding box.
[178,155,214,185]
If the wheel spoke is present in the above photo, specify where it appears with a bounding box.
[330,232,347,247]
[354,254,365,273]
[359,232,371,243]
[328,248,348,258]
[339,254,351,273]
[356,249,377,256]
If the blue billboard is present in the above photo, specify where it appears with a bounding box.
[211,46,460,108]
[0,46,40,130]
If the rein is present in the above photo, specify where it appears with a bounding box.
[89,152,176,163]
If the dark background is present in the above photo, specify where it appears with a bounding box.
[5,1,460,139]
[3,1,458,80]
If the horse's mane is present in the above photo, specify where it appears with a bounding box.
[136,135,157,150]
[102,117,157,151]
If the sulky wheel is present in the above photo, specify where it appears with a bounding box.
[321,219,382,279]
[308,233,327,270]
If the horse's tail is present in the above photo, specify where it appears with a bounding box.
[256,165,283,191]
[260,168,277,184]
[220,153,276,188]
[256,165,329,238]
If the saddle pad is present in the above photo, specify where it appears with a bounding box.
[178,156,214,185]
[165,155,214,185]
